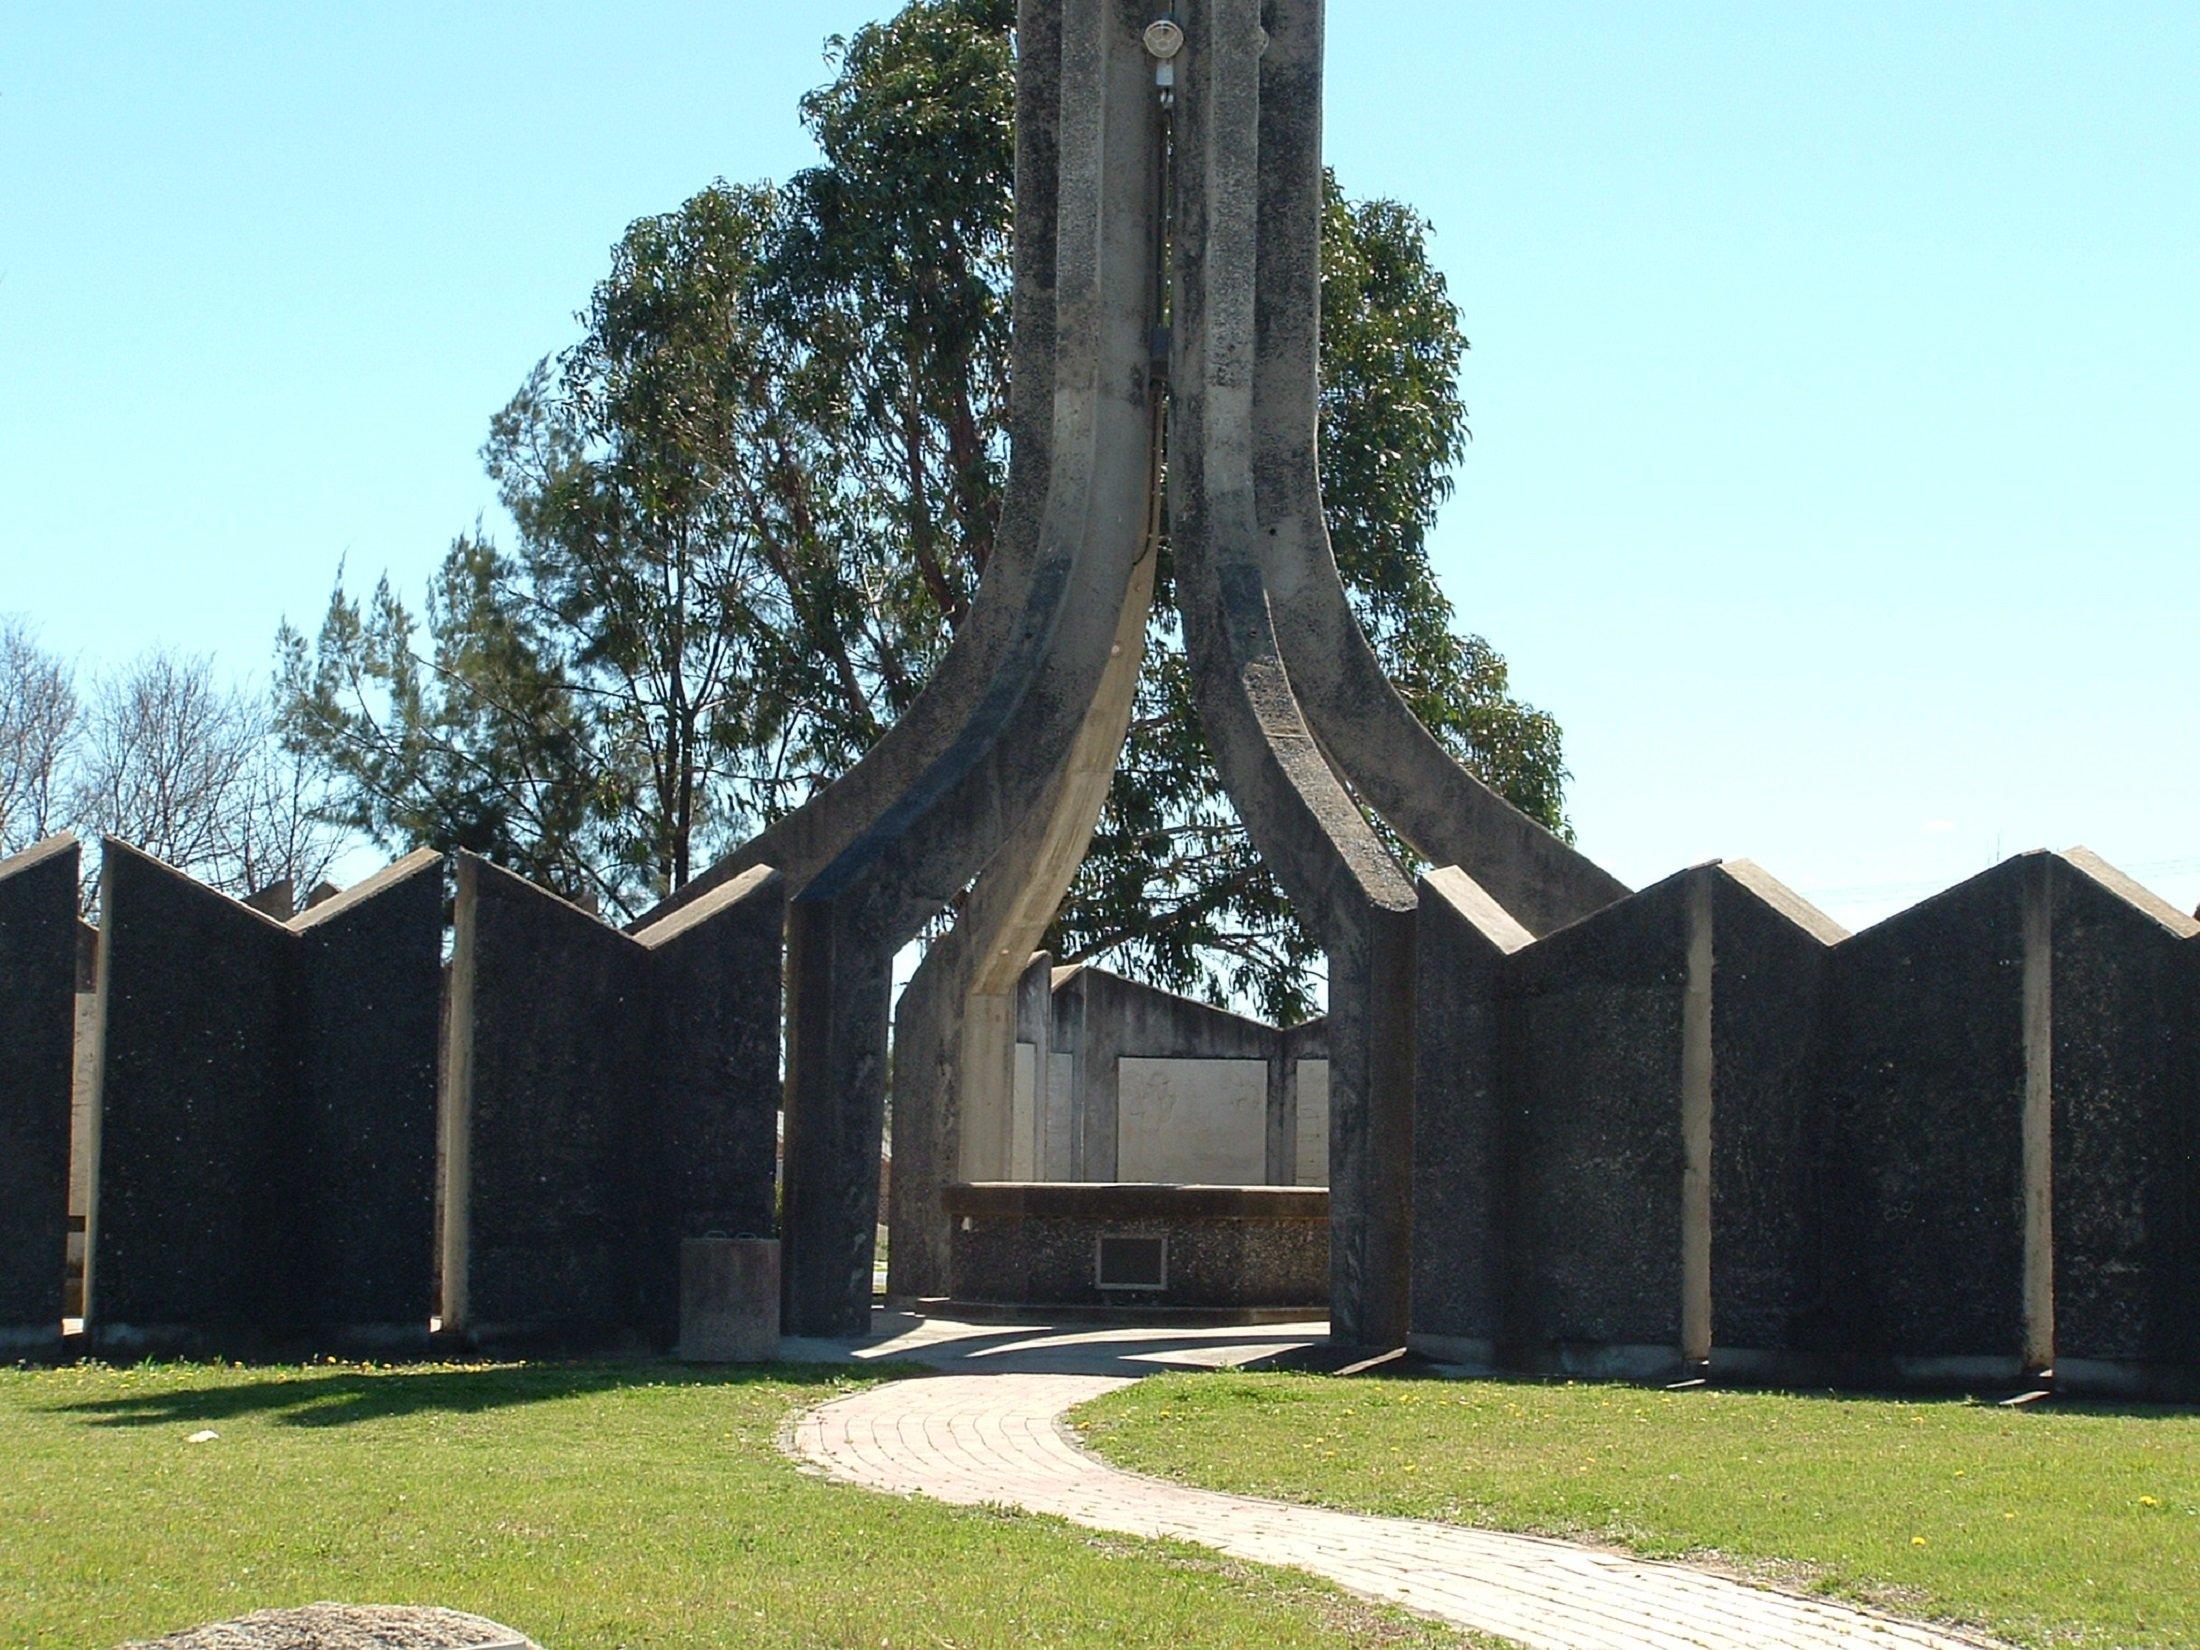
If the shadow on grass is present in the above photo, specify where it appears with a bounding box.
[43,1358,892,1432]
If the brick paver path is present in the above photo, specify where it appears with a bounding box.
[784,1317,2001,1650]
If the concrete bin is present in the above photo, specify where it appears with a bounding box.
[677,1236,780,1362]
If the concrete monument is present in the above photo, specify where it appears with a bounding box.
[643,0,1621,1344]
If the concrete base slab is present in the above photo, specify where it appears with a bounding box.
[779,1308,1330,1376]
[916,1296,1324,1329]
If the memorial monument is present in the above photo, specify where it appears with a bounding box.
[0,0,2187,1392]
[643,0,1626,1343]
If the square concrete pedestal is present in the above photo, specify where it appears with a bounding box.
[678,1237,781,1362]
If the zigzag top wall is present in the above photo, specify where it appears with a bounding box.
[0,836,786,1357]
[1413,848,2199,1395]
[87,839,446,1350]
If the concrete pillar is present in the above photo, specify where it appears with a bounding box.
[1015,951,1052,1178]
[956,989,1020,1181]
[778,0,1159,1338]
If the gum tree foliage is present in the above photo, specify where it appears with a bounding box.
[280,0,1571,1019]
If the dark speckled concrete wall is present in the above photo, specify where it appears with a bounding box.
[446,855,783,1351]
[89,842,444,1352]
[90,842,299,1348]
[1816,859,2032,1375]
[448,856,654,1345]
[1500,871,1693,1366]
[633,868,785,1348]
[1411,869,1530,1360]
[1707,865,1844,1362]
[1413,849,2195,1392]
[0,836,79,1347]
[2047,854,2200,1373]
[291,851,445,1339]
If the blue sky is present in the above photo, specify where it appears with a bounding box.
[4,1,2194,929]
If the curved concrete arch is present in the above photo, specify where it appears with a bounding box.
[888,403,1163,1302]
[1170,0,1417,1344]
[782,0,1164,1335]
[636,0,1070,925]
[1247,0,1627,938]
[714,0,1626,1348]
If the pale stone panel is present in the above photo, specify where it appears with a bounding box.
[1045,1051,1076,1179]
[1011,1042,1038,1180]
[70,991,96,1216]
[1295,1059,1330,1186]
[1117,1057,1267,1184]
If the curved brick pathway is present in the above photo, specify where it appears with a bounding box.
[783,1316,2002,1650]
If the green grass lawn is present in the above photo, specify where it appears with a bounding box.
[0,1360,1483,1650]
[1075,1370,2200,1650]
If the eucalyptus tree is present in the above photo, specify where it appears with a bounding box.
[281,0,1572,1017]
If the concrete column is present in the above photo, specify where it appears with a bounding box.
[2020,853,2056,1376]
[885,942,961,1301]
[955,990,1020,1181]
[779,0,1159,1338]
[1171,0,1418,1345]
[1015,952,1053,1177]
[781,896,894,1336]
[1264,1032,1293,1188]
